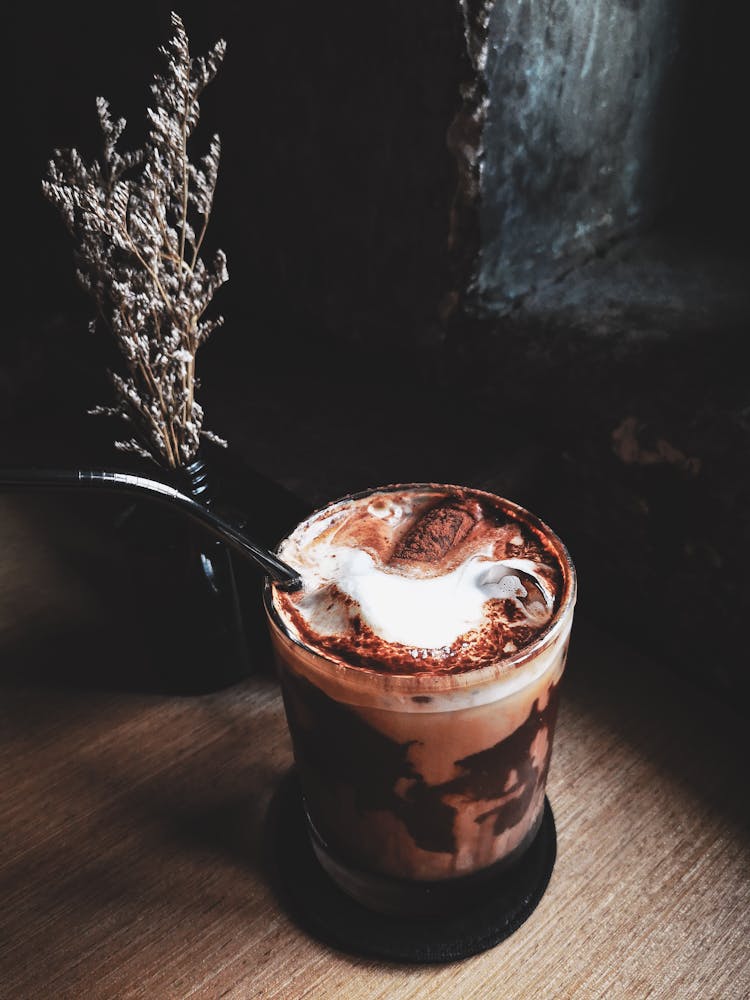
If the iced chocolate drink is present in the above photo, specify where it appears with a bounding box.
[265,484,576,916]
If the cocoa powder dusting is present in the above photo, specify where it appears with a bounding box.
[274,486,565,676]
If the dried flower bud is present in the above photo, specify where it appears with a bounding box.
[43,11,228,469]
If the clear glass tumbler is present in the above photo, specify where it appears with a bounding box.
[264,485,576,916]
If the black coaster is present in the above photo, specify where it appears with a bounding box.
[265,771,557,964]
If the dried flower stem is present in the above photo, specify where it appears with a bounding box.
[42,11,229,468]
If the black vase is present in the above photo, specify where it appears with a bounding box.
[84,450,251,695]
[110,445,308,695]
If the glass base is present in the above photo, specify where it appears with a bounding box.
[267,770,558,962]
[307,806,546,918]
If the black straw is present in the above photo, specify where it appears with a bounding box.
[0,467,302,590]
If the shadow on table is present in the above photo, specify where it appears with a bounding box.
[562,616,750,839]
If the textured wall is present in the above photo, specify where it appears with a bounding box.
[474,0,681,306]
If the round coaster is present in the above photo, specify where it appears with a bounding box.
[265,771,557,964]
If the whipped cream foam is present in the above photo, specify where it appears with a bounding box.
[273,486,564,675]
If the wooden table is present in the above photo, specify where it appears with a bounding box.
[1,496,748,999]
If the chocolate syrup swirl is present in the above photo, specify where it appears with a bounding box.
[283,671,559,858]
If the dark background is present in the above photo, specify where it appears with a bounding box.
[8,3,465,386]
[4,2,750,699]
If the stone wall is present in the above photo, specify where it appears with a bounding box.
[477,0,681,305]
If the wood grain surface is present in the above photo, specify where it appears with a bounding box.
[1,497,748,999]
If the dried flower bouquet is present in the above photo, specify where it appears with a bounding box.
[43,12,228,469]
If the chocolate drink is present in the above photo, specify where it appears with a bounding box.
[265,484,576,916]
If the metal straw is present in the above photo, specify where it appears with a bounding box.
[0,467,302,590]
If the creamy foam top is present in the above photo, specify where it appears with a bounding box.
[273,486,564,675]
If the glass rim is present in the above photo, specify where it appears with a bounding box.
[263,482,577,694]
